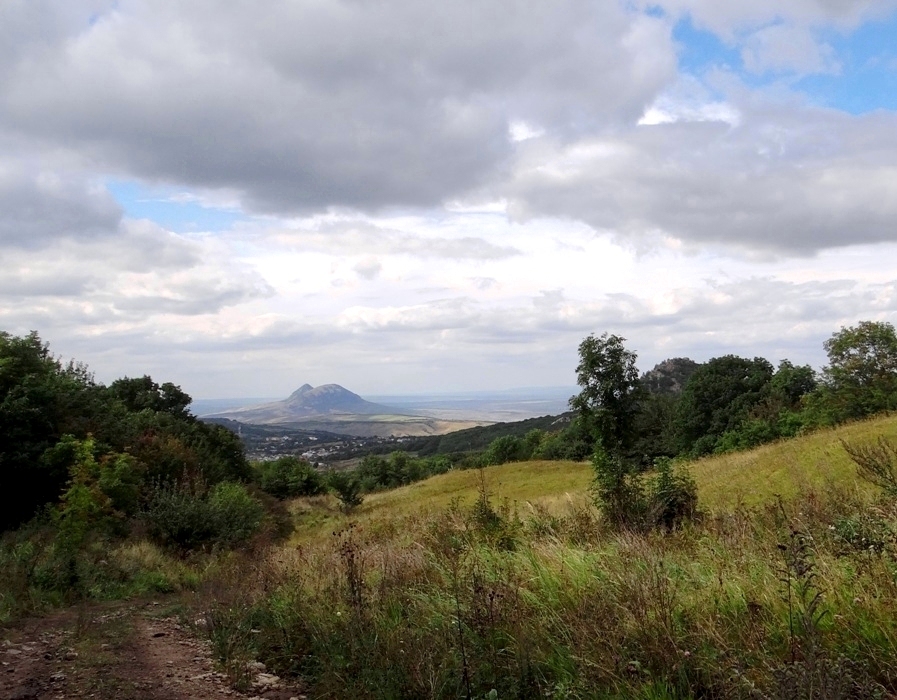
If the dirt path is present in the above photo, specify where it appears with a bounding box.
[1,601,306,700]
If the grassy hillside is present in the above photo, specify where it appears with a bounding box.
[292,414,897,542]
[691,413,897,509]
[216,413,897,698]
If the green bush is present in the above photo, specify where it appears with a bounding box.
[592,450,697,530]
[327,471,364,512]
[144,479,263,550]
[645,458,698,529]
[483,435,527,465]
[207,482,265,545]
[256,456,325,498]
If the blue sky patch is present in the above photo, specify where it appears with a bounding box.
[105,179,245,232]
[673,16,742,75]
[796,14,897,114]
[672,11,897,114]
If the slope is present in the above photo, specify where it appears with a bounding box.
[291,413,897,539]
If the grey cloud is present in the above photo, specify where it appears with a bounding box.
[508,106,897,254]
[0,269,96,297]
[0,1,674,214]
[0,167,122,249]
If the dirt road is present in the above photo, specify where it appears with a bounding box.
[1,601,305,700]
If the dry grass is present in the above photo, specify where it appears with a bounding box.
[690,414,897,509]
[194,416,897,697]
[290,415,897,544]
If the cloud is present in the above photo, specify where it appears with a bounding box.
[353,258,382,281]
[741,23,840,75]
[0,0,674,215]
[648,0,897,37]
[0,164,122,248]
[507,102,897,254]
[269,220,521,261]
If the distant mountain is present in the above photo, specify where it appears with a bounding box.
[207,383,409,424]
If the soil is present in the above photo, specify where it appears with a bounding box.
[0,601,306,700]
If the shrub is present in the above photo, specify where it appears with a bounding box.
[592,449,697,530]
[144,479,263,550]
[327,470,364,512]
[207,482,264,545]
[483,435,526,465]
[256,456,325,498]
[842,438,897,498]
[645,458,698,529]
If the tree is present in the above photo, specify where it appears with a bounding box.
[673,355,774,456]
[0,331,98,529]
[818,321,897,422]
[633,357,701,464]
[108,375,192,419]
[570,333,642,461]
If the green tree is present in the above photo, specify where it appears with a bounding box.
[674,355,774,456]
[569,333,642,461]
[328,470,364,512]
[0,332,100,529]
[817,321,897,422]
[483,435,526,465]
[108,375,192,419]
[256,456,325,498]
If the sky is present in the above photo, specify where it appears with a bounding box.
[2,0,897,398]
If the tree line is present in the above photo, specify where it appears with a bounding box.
[474,320,897,470]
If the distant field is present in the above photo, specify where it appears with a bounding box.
[292,413,897,540]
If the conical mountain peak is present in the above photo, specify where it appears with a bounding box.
[287,383,314,400]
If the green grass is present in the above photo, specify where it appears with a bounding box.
[690,413,897,509]
[289,460,592,542]
[198,414,897,697]
[292,414,897,542]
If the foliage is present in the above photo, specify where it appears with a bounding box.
[842,437,897,498]
[0,330,251,532]
[592,449,697,530]
[816,321,897,423]
[590,446,647,527]
[255,456,325,498]
[327,470,364,511]
[0,331,96,529]
[408,413,568,457]
[143,478,263,550]
[482,435,526,465]
[356,451,452,491]
[108,374,192,419]
[646,458,698,529]
[570,332,643,461]
[674,354,775,456]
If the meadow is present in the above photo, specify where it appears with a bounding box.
[195,414,897,698]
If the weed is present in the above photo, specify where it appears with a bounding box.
[842,438,897,497]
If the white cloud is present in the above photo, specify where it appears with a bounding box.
[2,1,897,399]
[508,98,897,255]
[741,23,840,75]
[353,258,382,281]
